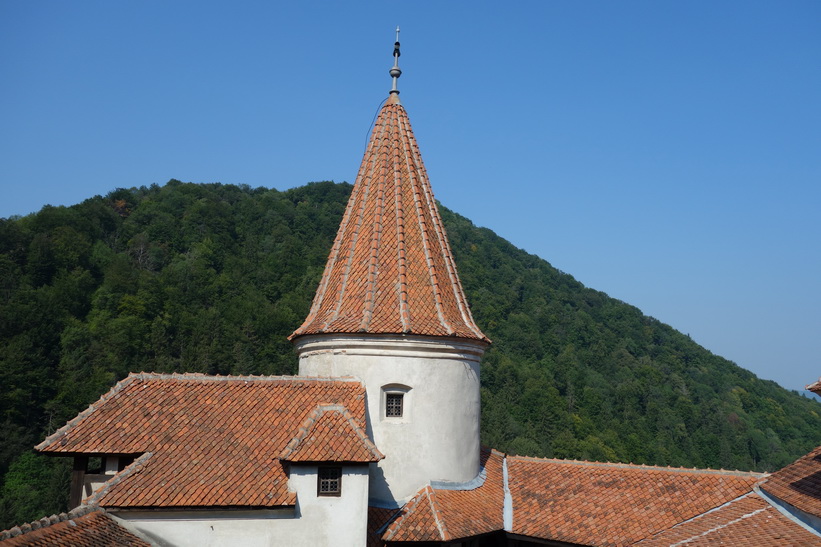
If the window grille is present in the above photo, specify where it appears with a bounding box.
[386,393,403,417]
[318,467,342,496]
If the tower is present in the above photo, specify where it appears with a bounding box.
[290,29,489,506]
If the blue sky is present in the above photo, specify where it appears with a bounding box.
[2,1,819,392]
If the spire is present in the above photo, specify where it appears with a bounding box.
[290,34,488,343]
[390,26,401,95]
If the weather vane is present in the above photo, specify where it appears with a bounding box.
[390,26,401,95]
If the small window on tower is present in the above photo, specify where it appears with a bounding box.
[317,467,342,496]
[386,393,404,417]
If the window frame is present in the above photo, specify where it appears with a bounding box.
[385,392,404,418]
[381,384,411,423]
[317,466,342,497]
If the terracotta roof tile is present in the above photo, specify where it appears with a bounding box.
[382,448,504,542]
[636,492,821,546]
[759,444,821,519]
[506,456,763,546]
[367,506,397,547]
[807,378,821,395]
[279,404,384,463]
[382,486,447,542]
[35,373,370,509]
[290,94,488,343]
[0,507,153,546]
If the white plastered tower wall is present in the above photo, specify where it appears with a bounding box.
[296,334,486,505]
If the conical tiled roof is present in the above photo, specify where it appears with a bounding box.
[291,94,488,343]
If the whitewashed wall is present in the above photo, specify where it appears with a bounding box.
[113,465,369,547]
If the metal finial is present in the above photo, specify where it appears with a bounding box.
[389,26,401,95]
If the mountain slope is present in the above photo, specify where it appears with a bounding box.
[1,180,819,527]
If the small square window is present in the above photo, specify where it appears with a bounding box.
[386,393,403,417]
[318,467,341,496]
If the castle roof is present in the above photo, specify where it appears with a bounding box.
[758,444,821,521]
[369,452,818,546]
[634,492,821,546]
[35,373,374,509]
[290,94,488,343]
[379,448,505,542]
[0,506,153,546]
[505,456,762,545]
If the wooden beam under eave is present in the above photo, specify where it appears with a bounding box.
[69,455,88,509]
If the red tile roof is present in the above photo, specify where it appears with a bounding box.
[506,456,763,546]
[279,404,384,463]
[382,449,504,542]
[0,507,152,546]
[636,492,821,546]
[35,373,370,509]
[367,506,396,547]
[290,94,488,343]
[759,444,821,519]
[807,378,821,396]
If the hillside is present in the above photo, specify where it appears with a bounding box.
[1,180,819,527]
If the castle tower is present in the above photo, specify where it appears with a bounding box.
[290,29,489,506]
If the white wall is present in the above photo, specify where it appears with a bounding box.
[113,465,370,547]
[295,334,486,505]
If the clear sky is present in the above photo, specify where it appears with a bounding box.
[2,1,819,393]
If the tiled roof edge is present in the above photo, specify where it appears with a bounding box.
[756,485,821,538]
[122,372,364,383]
[644,492,775,545]
[0,505,101,539]
[507,454,767,477]
[86,452,154,507]
[426,486,450,541]
[36,374,140,451]
[637,492,755,544]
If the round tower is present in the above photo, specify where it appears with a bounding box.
[290,32,489,506]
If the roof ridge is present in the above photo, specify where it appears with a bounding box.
[0,505,101,539]
[123,372,364,383]
[425,485,450,541]
[506,454,767,477]
[638,491,756,544]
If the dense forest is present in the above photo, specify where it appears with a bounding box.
[1,180,819,528]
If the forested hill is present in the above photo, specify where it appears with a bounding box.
[1,180,820,527]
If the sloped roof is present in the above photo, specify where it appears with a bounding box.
[36,373,369,509]
[279,404,384,463]
[382,448,504,542]
[0,506,153,546]
[376,450,772,545]
[505,456,763,546]
[367,506,397,547]
[807,378,821,396]
[290,94,488,343]
[635,492,821,546]
[759,444,821,520]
